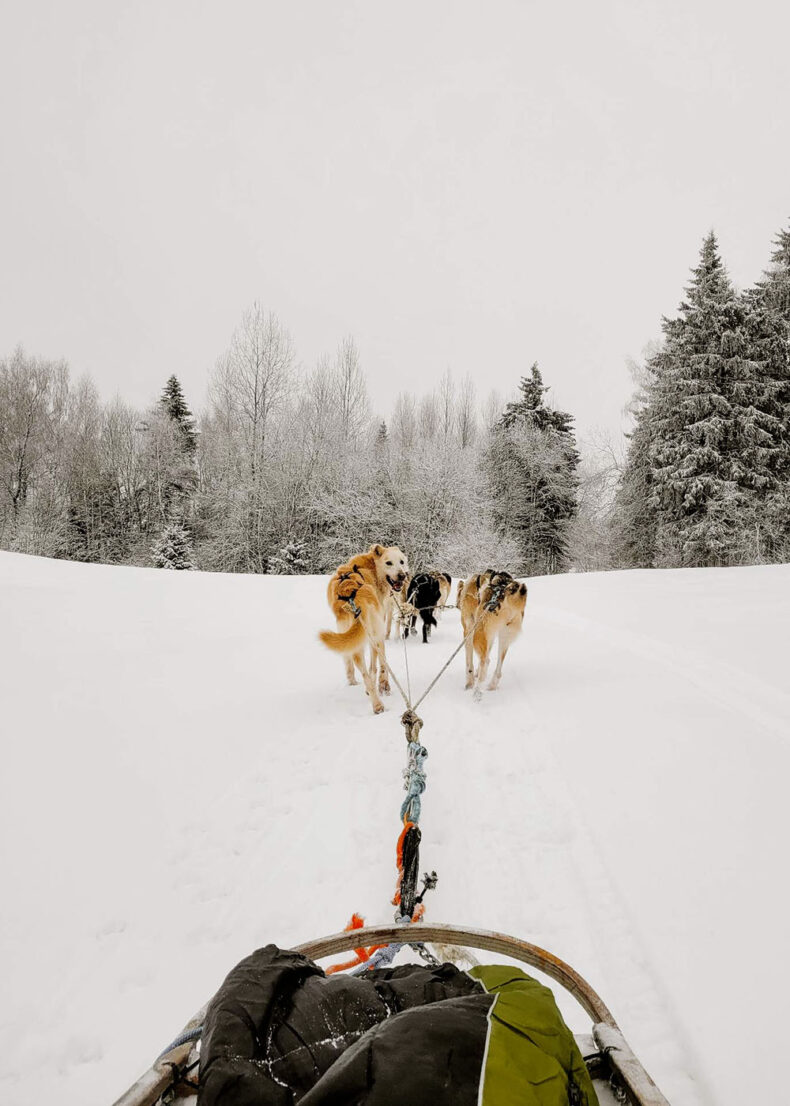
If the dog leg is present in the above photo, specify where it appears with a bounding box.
[488,639,509,691]
[464,623,475,690]
[378,655,391,695]
[373,639,390,695]
[344,656,358,686]
[354,651,384,714]
[474,633,490,701]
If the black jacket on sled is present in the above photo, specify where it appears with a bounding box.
[198,944,598,1106]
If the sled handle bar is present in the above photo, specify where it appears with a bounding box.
[295,922,617,1025]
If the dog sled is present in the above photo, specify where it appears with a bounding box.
[113,922,670,1106]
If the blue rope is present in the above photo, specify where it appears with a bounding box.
[350,942,405,974]
[400,742,428,823]
[156,1025,204,1061]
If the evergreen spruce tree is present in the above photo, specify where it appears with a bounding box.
[746,221,790,557]
[486,364,579,574]
[152,521,197,569]
[270,539,309,574]
[750,220,790,454]
[754,221,790,322]
[612,415,657,567]
[499,363,578,440]
[647,232,787,565]
[160,375,198,455]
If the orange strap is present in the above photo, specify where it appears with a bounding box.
[325,906,425,974]
[325,914,388,975]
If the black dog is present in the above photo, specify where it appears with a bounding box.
[404,572,442,643]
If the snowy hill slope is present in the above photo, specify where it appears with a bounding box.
[1,553,789,1106]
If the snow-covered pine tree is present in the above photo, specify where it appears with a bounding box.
[486,364,579,574]
[160,375,198,455]
[754,221,790,323]
[647,232,787,566]
[499,363,575,438]
[270,539,309,574]
[152,521,197,569]
[486,367,579,575]
[745,221,790,557]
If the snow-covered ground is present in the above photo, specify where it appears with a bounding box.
[1,553,789,1106]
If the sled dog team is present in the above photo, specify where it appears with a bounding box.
[319,543,527,714]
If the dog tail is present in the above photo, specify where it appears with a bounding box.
[319,619,367,653]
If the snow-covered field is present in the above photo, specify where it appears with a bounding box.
[1,552,789,1106]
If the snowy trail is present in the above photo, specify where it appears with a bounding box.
[1,555,789,1106]
[523,568,790,1106]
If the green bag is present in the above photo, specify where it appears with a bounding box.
[469,965,600,1106]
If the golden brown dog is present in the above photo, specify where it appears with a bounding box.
[458,570,527,697]
[319,544,409,714]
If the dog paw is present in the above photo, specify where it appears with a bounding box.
[373,703,385,715]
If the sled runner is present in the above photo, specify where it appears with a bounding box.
[113,923,670,1106]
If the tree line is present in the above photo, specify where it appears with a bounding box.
[3,219,788,576]
[0,314,580,576]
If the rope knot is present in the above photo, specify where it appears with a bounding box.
[401,708,423,743]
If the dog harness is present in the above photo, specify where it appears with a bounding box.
[337,567,363,619]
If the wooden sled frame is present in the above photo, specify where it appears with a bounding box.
[113,923,671,1106]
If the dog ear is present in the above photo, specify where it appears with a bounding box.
[520,583,527,596]
[373,544,383,557]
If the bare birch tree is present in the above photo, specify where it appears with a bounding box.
[213,304,294,479]
[456,374,478,448]
[332,336,369,445]
[391,391,417,450]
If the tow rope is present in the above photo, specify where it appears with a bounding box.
[327,705,438,974]
[328,581,501,974]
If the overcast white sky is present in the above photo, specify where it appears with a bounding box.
[2,0,789,440]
